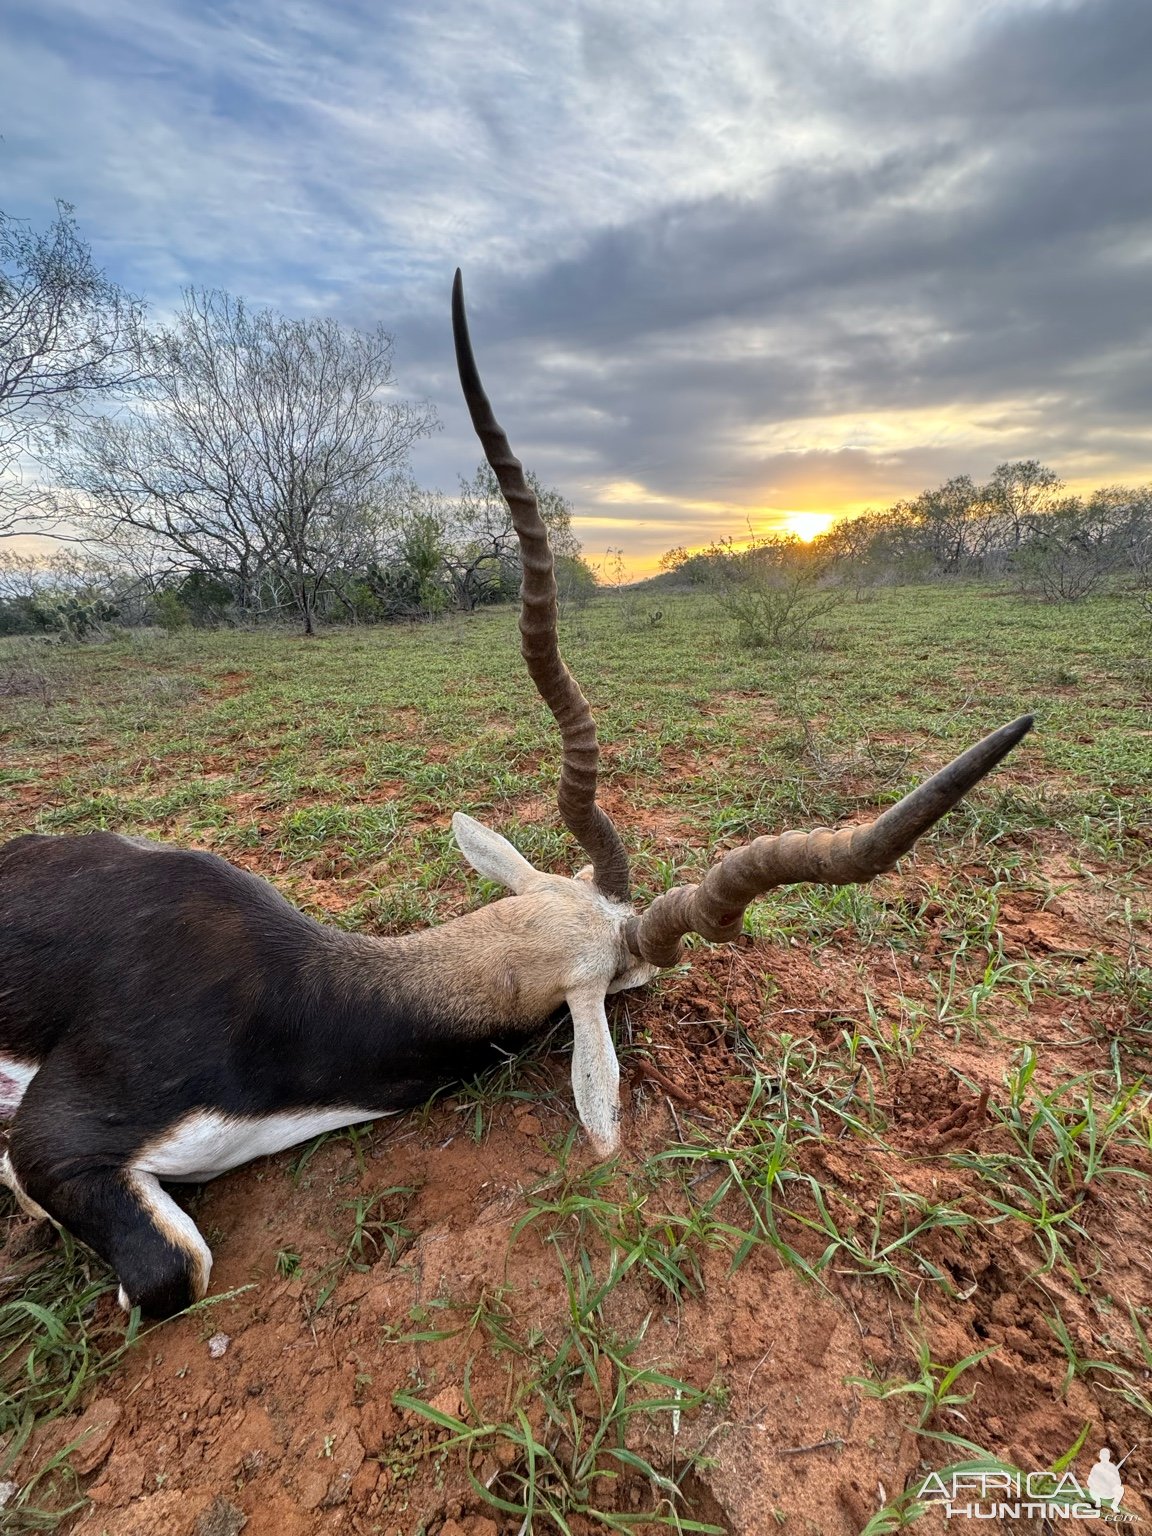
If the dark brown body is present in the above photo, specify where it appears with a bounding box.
[0,831,556,1313]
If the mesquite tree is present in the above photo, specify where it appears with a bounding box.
[61,290,436,631]
[0,202,143,536]
[439,463,580,611]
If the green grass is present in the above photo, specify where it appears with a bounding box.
[2,582,1151,1531]
[393,1254,725,1533]
[0,1232,246,1529]
[4,587,1148,895]
[849,1336,998,1433]
[0,1235,119,1528]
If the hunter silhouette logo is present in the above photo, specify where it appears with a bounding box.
[1088,1450,1126,1515]
[919,1446,1138,1522]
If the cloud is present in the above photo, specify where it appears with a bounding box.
[2,0,1150,570]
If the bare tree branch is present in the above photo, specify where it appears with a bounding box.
[56,289,437,631]
[0,202,144,537]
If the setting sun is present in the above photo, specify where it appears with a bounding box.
[782,510,836,542]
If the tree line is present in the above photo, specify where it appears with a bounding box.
[655,464,1152,654]
[816,463,1151,602]
[662,461,1152,610]
[6,205,1149,644]
[1,204,593,637]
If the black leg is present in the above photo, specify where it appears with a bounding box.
[7,1094,212,1319]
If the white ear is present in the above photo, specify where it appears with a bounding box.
[567,984,620,1156]
[452,812,540,895]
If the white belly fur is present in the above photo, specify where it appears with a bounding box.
[0,1055,38,1120]
[136,1105,398,1182]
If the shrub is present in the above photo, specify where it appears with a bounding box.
[1015,502,1119,602]
[708,535,841,650]
[153,590,192,632]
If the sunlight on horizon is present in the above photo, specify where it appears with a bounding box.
[780,510,835,542]
[575,500,866,579]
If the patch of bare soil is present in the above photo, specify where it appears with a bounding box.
[209,670,252,699]
[5,869,1152,1535]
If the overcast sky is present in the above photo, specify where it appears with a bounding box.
[3,0,1149,571]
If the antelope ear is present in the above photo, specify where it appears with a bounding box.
[567,984,620,1157]
[452,812,540,894]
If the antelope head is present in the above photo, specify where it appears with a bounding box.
[450,271,1034,1155]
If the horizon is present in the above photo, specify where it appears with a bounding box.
[3,0,1151,578]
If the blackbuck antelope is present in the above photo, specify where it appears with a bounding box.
[0,273,1034,1317]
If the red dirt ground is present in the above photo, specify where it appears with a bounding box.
[5,855,1152,1535]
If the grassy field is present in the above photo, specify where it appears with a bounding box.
[1,584,1150,1535]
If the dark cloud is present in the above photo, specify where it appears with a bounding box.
[4,0,1150,564]
[399,0,1150,540]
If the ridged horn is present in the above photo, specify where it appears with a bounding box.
[626,714,1035,968]
[452,270,630,901]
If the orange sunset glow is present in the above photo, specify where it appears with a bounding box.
[781,511,836,542]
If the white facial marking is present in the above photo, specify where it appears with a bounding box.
[136,1106,396,1183]
[0,1055,39,1121]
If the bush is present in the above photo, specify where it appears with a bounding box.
[1015,503,1119,602]
[175,570,236,626]
[555,553,598,613]
[707,535,841,650]
[51,594,120,639]
[359,556,446,620]
[0,596,51,636]
[153,590,192,632]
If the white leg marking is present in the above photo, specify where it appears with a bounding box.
[0,1149,51,1221]
[125,1169,213,1301]
[566,983,620,1157]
